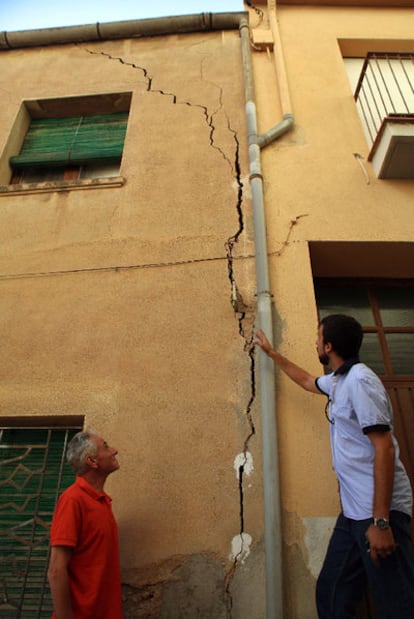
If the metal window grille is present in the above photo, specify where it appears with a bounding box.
[0,427,78,619]
[354,52,414,152]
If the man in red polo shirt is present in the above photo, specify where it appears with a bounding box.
[48,430,123,619]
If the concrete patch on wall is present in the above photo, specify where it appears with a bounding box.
[160,554,227,619]
[229,539,266,619]
[302,516,337,579]
[282,510,337,619]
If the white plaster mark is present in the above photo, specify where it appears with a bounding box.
[303,516,337,578]
[233,451,254,479]
[229,532,252,564]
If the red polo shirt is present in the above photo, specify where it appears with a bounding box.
[50,476,123,619]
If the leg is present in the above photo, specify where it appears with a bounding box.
[316,513,367,619]
[357,511,414,619]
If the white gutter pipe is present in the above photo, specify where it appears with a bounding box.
[240,0,294,615]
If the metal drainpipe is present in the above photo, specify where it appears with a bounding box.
[240,2,293,616]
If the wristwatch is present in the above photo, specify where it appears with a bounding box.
[373,517,390,530]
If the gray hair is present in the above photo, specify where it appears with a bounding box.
[66,430,98,475]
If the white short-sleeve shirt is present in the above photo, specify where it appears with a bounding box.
[316,361,412,520]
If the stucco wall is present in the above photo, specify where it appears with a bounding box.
[0,27,266,618]
[250,4,414,618]
[2,5,414,617]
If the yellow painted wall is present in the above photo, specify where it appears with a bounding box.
[0,27,265,618]
[250,3,414,617]
[2,5,414,617]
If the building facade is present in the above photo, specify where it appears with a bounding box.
[0,12,265,619]
[0,2,414,619]
[250,1,414,617]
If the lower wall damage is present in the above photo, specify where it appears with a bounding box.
[122,544,266,619]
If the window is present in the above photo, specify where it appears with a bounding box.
[10,114,128,184]
[314,279,414,377]
[1,92,132,188]
[0,425,80,618]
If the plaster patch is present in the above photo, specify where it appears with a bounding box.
[233,451,254,479]
[229,532,252,564]
[302,516,337,578]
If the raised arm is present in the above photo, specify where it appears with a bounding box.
[48,546,74,619]
[254,329,321,394]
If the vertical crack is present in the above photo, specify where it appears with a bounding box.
[81,45,256,617]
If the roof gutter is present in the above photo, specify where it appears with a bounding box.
[0,12,246,49]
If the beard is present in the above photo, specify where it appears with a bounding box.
[318,353,330,366]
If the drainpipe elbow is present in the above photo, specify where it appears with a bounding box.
[257,113,294,149]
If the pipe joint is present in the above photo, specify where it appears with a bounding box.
[250,172,263,182]
[256,290,273,298]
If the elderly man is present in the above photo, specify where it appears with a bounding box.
[48,430,123,619]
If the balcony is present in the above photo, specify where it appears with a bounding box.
[354,52,414,179]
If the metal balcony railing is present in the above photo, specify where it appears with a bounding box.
[354,52,414,157]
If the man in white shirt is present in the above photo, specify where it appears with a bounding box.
[255,314,414,619]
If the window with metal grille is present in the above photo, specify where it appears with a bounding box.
[0,426,79,619]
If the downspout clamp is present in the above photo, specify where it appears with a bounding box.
[240,1,294,616]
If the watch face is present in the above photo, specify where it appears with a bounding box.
[375,518,390,530]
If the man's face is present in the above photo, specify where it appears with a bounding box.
[91,436,120,474]
[316,324,330,366]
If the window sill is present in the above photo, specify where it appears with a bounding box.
[0,176,125,196]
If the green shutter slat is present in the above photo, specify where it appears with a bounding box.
[10,113,128,169]
[69,114,128,163]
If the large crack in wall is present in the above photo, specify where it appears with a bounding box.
[82,42,257,617]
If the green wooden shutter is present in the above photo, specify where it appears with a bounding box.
[0,427,78,619]
[10,113,128,170]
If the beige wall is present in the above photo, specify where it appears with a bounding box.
[0,28,265,618]
[250,3,414,617]
[2,4,414,617]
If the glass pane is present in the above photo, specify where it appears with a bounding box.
[21,167,65,183]
[315,284,374,326]
[376,287,414,327]
[386,333,414,375]
[360,333,385,375]
[80,162,120,179]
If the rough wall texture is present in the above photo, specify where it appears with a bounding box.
[2,3,414,616]
[249,2,414,617]
[0,24,265,618]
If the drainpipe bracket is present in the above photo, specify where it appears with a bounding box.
[249,172,263,182]
[255,290,273,298]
